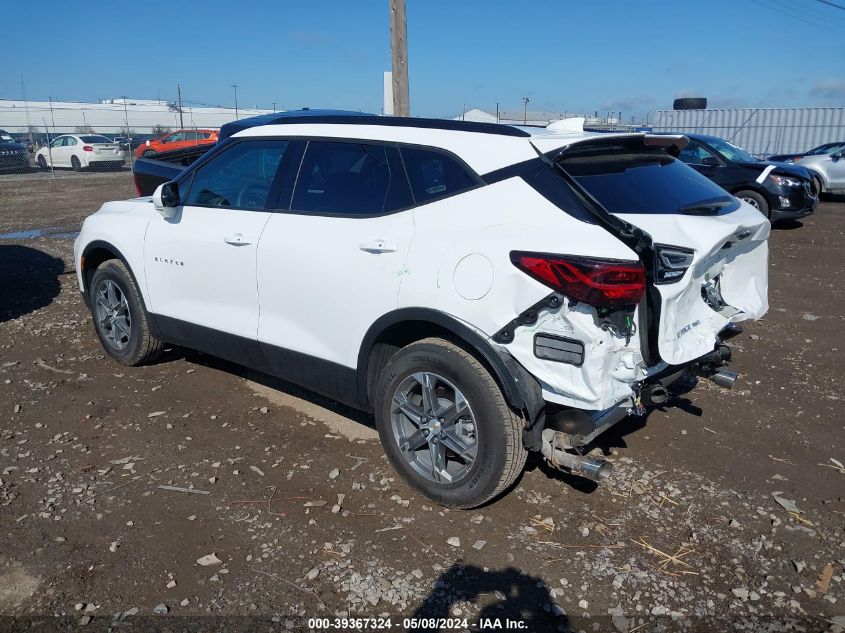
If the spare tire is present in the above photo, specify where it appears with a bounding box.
[673,97,707,110]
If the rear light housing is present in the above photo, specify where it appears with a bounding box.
[654,244,695,284]
[511,252,645,308]
[83,145,94,152]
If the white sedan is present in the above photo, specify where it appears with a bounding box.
[35,134,125,171]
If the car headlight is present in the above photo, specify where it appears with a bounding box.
[768,174,802,188]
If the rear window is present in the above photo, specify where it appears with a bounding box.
[400,147,479,204]
[80,135,113,144]
[561,150,737,215]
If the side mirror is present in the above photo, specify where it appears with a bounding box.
[832,151,843,160]
[702,156,720,167]
[153,182,180,219]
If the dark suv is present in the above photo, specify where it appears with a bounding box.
[0,129,30,173]
[677,134,816,222]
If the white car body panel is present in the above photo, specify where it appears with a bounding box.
[257,211,415,367]
[143,205,273,340]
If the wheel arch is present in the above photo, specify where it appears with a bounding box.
[356,308,544,424]
[80,240,138,301]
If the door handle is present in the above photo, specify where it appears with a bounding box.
[224,233,253,246]
[359,239,398,254]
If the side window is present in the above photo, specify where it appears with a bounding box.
[184,131,200,141]
[51,137,64,148]
[66,137,78,146]
[168,132,185,143]
[678,142,716,165]
[400,147,479,204]
[291,141,411,215]
[184,140,289,210]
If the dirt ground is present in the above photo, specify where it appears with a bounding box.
[0,170,843,633]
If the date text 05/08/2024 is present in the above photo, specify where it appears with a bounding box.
[307,617,527,629]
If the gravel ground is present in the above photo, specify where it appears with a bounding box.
[0,171,843,633]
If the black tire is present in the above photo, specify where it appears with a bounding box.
[810,174,823,197]
[673,97,707,110]
[89,260,164,366]
[37,155,48,170]
[374,337,527,508]
[142,149,156,158]
[735,189,770,218]
[71,155,83,172]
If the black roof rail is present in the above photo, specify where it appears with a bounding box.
[219,109,530,141]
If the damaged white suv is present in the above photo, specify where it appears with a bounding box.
[74,111,769,508]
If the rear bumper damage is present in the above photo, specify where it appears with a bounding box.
[532,332,741,483]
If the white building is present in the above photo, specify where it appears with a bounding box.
[0,98,275,136]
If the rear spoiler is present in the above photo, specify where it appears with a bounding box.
[642,134,689,156]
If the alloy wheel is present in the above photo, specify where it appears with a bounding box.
[94,279,131,351]
[390,372,479,484]
[740,196,760,210]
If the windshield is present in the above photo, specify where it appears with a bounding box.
[808,143,845,156]
[561,149,738,215]
[79,135,114,144]
[704,137,758,163]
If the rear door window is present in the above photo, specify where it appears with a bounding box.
[562,148,737,215]
[291,141,412,215]
[400,147,479,204]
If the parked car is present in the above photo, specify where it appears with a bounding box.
[676,134,817,221]
[75,112,769,508]
[34,134,126,171]
[767,141,845,163]
[15,137,34,153]
[781,146,845,196]
[0,129,30,172]
[135,129,217,158]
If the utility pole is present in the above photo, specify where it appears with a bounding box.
[177,84,184,128]
[20,74,32,143]
[389,0,410,117]
[272,102,277,113]
[522,97,530,125]
[231,84,240,120]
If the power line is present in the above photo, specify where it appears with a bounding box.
[817,0,845,10]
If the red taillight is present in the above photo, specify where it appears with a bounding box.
[83,145,94,152]
[511,252,645,308]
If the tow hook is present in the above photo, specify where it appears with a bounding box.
[540,429,613,482]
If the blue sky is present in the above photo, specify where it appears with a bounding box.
[2,0,844,120]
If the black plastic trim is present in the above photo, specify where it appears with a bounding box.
[152,315,359,408]
[221,112,531,139]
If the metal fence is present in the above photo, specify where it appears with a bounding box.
[0,98,271,175]
[650,107,845,158]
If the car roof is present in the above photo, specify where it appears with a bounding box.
[220,109,531,142]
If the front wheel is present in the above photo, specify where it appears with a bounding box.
[735,190,770,218]
[811,175,823,197]
[142,149,156,158]
[89,260,164,366]
[37,155,48,170]
[374,338,527,508]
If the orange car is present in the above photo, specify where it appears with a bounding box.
[136,129,218,158]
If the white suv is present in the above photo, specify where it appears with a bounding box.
[74,111,769,508]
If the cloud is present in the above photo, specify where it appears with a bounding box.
[809,79,845,100]
[289,29,332,47]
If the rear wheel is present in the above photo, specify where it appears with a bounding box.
[735,190,769,218]
[37,155,47,170]
[374,338,527,508]
[71,155,82,172]
[89,260,164,366]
